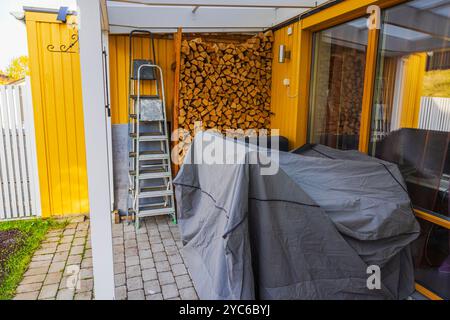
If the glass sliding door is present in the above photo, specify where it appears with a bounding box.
[308,18,368,150]
[368,0,450,300]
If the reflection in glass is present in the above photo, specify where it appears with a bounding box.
[370,0,450,219]
[308,18,368,150]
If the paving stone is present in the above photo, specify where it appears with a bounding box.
[114,262,125,274]
[140,258,155,270]
[146,293,163,300]
[158,271,175,285]
[38,284,59,299]
[137,241,151,250]
[139,249,152,259]
[179,287,198,300]
[153,252,167,262]
[165,245,179,256]
[81,257,93,268]
[44,272,63,285]
[74,291,92,300]
[125,255,140,267]
[171,264,187,276]
[155,260,170,272]
[56,289,75,300]
[113,245,124,254]
[160,231,172,239]
[175,275,192,290]
[69,216,85,223]
[128,289,145,300]
[144,280,161,295]
[63,229,76,236]
[70,245,84,255]
[21,274,46,285]
[136,234,149,242]
[124,232,136,240]
[53,251,69,262]
[80,267,93,279]
[126,265,141,278]
[16,282,42,293]
[115,273,126,287]
[162,283,179,299]
[47,230,63,237]
[13,291,39,300]
[56,243,71,252]
[127,277,144,291]
[115,286,127,300]
[151,243,164,253]
[41,242,58,250]
[67,254,82,264]
[142,268,158,282]
[84,248,92,258]
[113,237,123,245]
[124,247,138,257]
[114,254,125,263]
[24,266,49,277]
[168,254,183,265]
[124,239,137,248]
[28,260,51,269]
[162,236,175,245]
[32,254,53,262]
[48,261,66,273]
[149,236,162,244]
[78,279,94,292]
[72,237,86,246]
[60,235,74,244]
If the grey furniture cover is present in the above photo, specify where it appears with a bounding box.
[174,132,420,300]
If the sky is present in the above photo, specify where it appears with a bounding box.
[0,0,76,71]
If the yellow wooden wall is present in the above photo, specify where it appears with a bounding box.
[400,53,427,128]
[25,12,89,217]
[109,35,176,124]
[270,22,302,149]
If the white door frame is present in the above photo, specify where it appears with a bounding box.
[77,0,115,300]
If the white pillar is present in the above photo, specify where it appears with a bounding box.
[77,0,115,300]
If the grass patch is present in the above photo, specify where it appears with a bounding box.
[0,218,65,300]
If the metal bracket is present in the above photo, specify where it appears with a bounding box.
[47,32,79,54]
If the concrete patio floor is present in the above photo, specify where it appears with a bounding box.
[14,215,198,300]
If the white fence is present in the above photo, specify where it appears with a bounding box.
[419,97,450,132]
[0,79,40,220]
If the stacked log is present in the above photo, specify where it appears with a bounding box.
[177,31,273,151]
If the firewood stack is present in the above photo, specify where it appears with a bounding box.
[176,31,273,159]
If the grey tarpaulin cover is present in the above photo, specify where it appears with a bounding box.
[174,132,420,300]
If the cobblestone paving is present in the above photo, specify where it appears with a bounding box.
[113,216,198,300]
[13,215,198,300]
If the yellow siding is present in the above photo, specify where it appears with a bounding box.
[270,22,302,149]
[25,12,89,217]
[109,35,176,124]
[400,53,427,129]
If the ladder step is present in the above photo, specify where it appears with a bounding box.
[129,114,165,122]
[130,171,171,179]
[129,150,169,161]
[130,185,173,198]
[129,205,176,217]
[130,133,167,141]
[130,95,159,100]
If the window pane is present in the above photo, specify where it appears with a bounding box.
[370,0,450,219]
[308,18,368,150]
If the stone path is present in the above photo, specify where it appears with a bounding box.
[113,215,198,300]
[13,215,198,300]
[14,216,93,300]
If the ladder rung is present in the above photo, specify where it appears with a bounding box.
[129,115,165,122]
[129,151,169,161]
[130,95,159,100]
[129,205,175,217]
[130,133,167,141]
[140,189,173,198]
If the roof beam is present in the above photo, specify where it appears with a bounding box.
[107,0,317,9]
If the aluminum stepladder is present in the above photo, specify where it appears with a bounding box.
[127,30,176,229]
